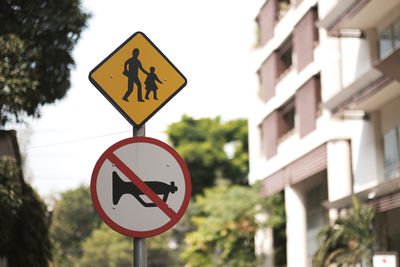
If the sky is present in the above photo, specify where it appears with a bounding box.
[11,0,263,201]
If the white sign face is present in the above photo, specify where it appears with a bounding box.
[373,253,398,267]
[91,137,191,237]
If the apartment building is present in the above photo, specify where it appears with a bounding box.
[249,0,400,266]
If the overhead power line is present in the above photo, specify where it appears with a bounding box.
[28,130,132,150]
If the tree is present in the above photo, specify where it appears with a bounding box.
[50,185,102,266]
[50,185,183,266]
[313,197,375,267]
[0,157,23,250]
[166,115,248,195]
[80,223,180,267]
[0,0,90,125]
[79,223,132,267]
[181,184,268,267]
[0,156,51,267]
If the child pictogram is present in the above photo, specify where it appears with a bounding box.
[145,66,163,100]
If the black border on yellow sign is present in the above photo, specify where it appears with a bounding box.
[88,31,187,127]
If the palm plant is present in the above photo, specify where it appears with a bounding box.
[313,196,375,267]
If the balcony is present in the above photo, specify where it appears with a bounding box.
[318,0,400,33]
[374,16,400,82]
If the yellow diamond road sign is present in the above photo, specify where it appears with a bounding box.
[89,32,187,127]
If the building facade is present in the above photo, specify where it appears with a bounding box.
[249,0,400,266]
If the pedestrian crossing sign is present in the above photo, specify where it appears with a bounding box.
[89,32,187,127]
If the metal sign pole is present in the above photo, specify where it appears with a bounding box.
[134,237,147,267]
[133,125,146,267]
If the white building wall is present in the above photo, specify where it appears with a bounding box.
[340,37,372,89]
[351,119,380,192]
[317,0,341,19]
[327,139,352,201]
[319,30,342,102]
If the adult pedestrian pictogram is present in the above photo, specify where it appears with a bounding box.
[88,32,187,127]
[91,137,191,238]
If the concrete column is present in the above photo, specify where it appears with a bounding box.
[285,186,307,267]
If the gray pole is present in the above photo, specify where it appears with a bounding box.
[133,125,147,267]
[134,237,147,267]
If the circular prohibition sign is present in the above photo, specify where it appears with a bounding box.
[91,137,191,238]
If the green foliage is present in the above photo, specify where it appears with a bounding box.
[8,183,52,267]
[0,157,23,245]
[181,184,267,267]
[146,232,181,267]
[79,222,181,267]
[50,185,182,266]
[49,116,250,266]
[0,0,90,125]
[166,115,248,195]
[221,119,249,184]
[50,185,102,266]
[79,223,132,267]
[313,196,375,267]
[0,156,51,266]
[265,191,287,267]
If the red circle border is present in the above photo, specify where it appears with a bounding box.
[90,137,191,238]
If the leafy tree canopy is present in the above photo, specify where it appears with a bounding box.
[50,185,102,266]
[80,222,181,267]
[79,223,132,267]
[0,0,90,125]
[181,184,268,267]
[0,156,51,267]
[50,186,180,267]
[166,115,248,195]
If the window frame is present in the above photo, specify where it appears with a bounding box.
[383,125,400,179]
[379,16,400,59]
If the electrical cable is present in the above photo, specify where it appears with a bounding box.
[27,130,132,150]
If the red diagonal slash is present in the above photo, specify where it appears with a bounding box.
[108,152,177,219]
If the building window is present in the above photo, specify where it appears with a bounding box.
[293,7,319,72]
[383,125,400,179]
[277,0,290,21]
[295,76,321,138]
[256,0,277,47]
[258,37,293,103]
[277,37,293,79]
[379,17,400,59]
[259,111,280,159]
[259,102,295,159]
[258,53,278,103]
[280,43,293,70]
[278,99,295,139]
